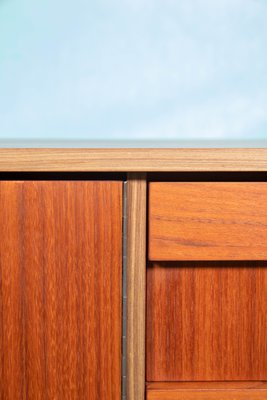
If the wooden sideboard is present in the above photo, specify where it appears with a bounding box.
[0,148,266,400]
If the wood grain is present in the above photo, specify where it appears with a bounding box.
[0,181,122,400]
[149,182,267,260]
[146,382,267,400]
[146,262,267,381]
[126,173,147,400]
[1,148,267,171]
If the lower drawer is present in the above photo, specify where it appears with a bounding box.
[147,262,267,381]
[146,382,267,400]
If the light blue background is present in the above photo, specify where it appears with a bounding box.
[0,0,267,141]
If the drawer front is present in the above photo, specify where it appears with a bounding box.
[146,382,267,400]
[146,262,267,381]
[149,182,267,260]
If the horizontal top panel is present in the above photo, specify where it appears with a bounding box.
[1,148,267,171]
[149,182,267,260]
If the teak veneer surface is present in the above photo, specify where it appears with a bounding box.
[149,182,267,260]
[147,262,267,381]
[0,181,122,400]
[1,148,267,171]
[127,173,147,400]
[146,382,267,400]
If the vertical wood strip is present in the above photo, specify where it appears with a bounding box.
[126,173,147,400]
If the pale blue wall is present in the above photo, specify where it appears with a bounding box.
[0,0,267,140]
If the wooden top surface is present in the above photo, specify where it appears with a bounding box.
[1,148,267,171]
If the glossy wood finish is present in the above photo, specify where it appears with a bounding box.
[0,181,122,400]
[1,148,267,171]
[149,182,267,260]
[146,382,267,400]
[127,173,147,400]
[147,262,267,381]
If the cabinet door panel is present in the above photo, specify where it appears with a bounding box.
[147,262,267,381]
[0,181,122,400]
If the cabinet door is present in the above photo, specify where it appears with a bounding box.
[0,181,122,400]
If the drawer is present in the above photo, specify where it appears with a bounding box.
[146,382,267,400]
[146,262,267,381]
[149,182,267,260]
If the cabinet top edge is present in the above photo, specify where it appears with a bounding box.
[0,139,267,148]
[1,147,267,171]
